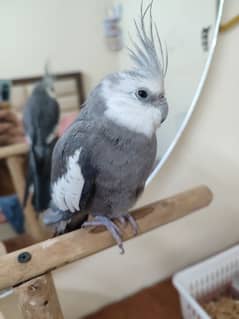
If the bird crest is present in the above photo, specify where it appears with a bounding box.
[42,60,55,92]
[128,0,168,80]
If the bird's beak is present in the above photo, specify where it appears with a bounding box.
[159,102,169,124]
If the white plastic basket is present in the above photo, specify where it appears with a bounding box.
[173,245,239,319]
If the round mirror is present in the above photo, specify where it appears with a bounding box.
[119,0,224,185]
[128,0,223,184]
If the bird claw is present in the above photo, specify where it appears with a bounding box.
[82,214,138,254]
[117,214,139,236]
[118,216,127,227]
[128,215,139,235]
[82,216,124,254]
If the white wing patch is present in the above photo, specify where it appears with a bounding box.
[52,149,84,213]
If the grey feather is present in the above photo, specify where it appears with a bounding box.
[51,95,156,220]
[42,61,55,92]
[129,0,167,78]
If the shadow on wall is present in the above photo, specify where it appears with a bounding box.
[58,289,110,319]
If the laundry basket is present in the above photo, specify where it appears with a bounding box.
[173,245,239,319]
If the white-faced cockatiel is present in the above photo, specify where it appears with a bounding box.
[44,1,168,253]
[23,67,60,213]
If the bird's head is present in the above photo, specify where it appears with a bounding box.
[40,61,56,98]
[100,0,168,138]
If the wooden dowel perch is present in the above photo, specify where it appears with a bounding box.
[0,185,212,291]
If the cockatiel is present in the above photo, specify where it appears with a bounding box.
[23,67,60,213]
[44,1,168,253]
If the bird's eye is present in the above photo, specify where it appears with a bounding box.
[159,94,165,100]
[136,89,149,100]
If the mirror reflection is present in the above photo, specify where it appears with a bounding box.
[0,0,222,245]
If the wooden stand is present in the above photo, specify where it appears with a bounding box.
[0,143,46,241]
[15,273,64,319]
[0,186,213,319]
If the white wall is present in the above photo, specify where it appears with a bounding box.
[0,0,118,94]
[52,1,239,318]
[0,0,120,244]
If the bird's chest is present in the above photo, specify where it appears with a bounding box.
[93,127,157,190]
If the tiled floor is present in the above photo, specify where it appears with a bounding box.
[84,280,182,319]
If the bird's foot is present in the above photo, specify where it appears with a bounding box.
[118,214,139,236]
[82,216,125,254]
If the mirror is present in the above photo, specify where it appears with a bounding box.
[133,0,224,183]
[0,0,223,242]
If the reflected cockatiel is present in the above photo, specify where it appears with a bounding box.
[23,66,60,213]
[44,1,169,253]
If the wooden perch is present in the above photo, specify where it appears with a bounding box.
[0,185,212,291]
[0,143,29,160]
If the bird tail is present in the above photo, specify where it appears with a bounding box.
[42,204,88,236]
[23,148,39,209]
[41,206,72,235]
[23,159,32,208]
[24,145,52,213]
[42,205,72,225]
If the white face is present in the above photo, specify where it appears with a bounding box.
[46,87,56,99]
[102,73,168,138]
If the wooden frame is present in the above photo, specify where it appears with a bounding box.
[12,71,85,107]
[0,186,213,319]
[0,145,47,241]
[0,143,28,160]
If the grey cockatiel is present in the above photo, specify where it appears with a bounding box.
[23,66,60,213]
[44,1,168,253]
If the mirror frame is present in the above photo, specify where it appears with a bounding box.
[146,0,224,186]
